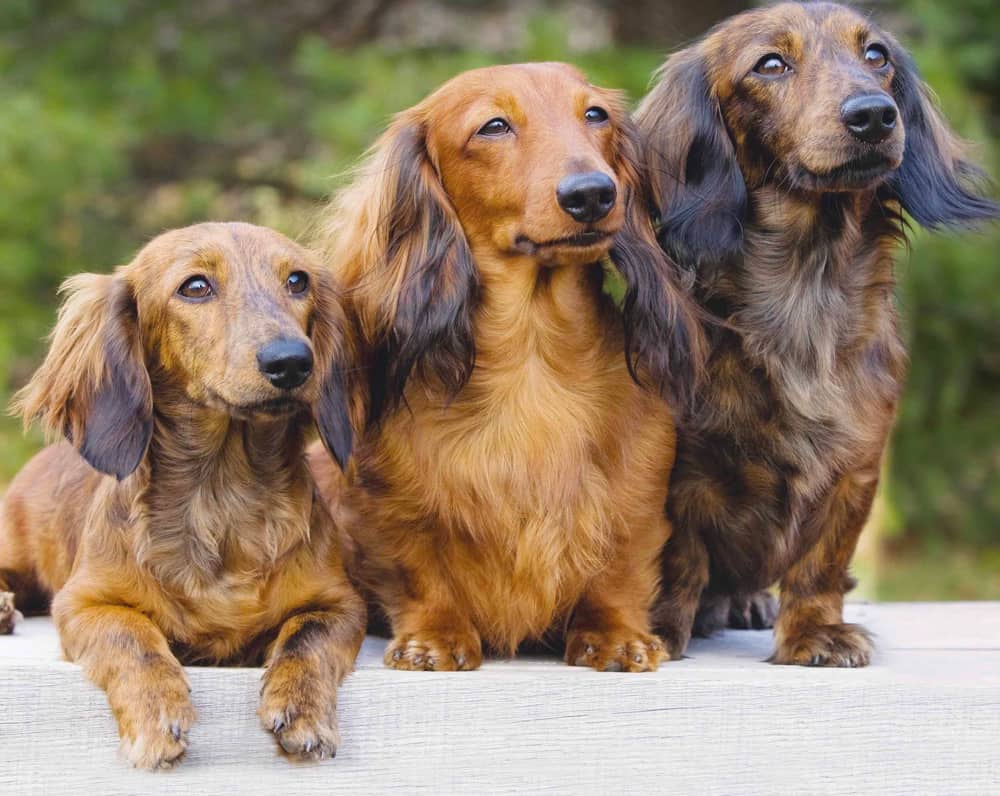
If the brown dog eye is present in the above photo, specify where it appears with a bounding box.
[477,118,511,136]
[864,44,889,69]
[753,54,790,76]
[584,107,609,124]
[177,275,213,300]
[287,271,309,295]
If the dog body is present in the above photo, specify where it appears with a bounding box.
[0,222,364,766]
[636,2,998,665]
[312,63,701,671]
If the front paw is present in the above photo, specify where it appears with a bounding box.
[770,622,873,667]
[384,628,482,671]
[728,590,778,630]
[260,657,340,761]
[565,627,667,672]
[115,670,196,770]
[0,591,22,635]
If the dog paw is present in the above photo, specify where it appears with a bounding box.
[692,592,731,638]
[0,592,22,635]
[728,590,778,630]
[116,674,196,770]
[384,629,482,671]
[565,627,668,672]
[260,658,340,761]
[770,622,873,668]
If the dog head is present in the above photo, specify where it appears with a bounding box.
[416,62,636,267]
[318,62,703,417]
[636,1,999,264]
[14,222,355,479]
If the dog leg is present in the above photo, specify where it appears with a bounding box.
[651,521,710,658]
[566,515,670,672]
[259,600,366,762]
[52,594,195,769]
[771,468,879,667]
[374,544,483,672]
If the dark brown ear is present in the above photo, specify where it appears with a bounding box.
[884,42,999,229]
[375,124,479,419]
[635,47,747,266]
[13,272,152,480]
[309,270,356,471]
[608,113,706,410]
[316,118,479,425]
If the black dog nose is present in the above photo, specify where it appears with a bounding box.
[556,171,617,223]
[257,339,313,391]
[841,93,898,144]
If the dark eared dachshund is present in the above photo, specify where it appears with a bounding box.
[636,2,998,665]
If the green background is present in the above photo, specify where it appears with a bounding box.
[0,0,997,598]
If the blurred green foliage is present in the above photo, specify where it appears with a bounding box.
[885,0,1000,579]
[0,1,996,596]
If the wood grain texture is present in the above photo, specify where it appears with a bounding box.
[2,603,998,795]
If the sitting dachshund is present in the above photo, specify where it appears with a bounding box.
[0,222,364,767]
[635,2,998,665]
[310,63,702,671]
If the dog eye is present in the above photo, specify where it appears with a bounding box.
[477,118,511,136]
[177,276,213,300]
[584,107,609,124]
[287,271,309,295]
[864,44,889,69]
[753,54,790,76]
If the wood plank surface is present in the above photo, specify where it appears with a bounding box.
[2,603,998,795]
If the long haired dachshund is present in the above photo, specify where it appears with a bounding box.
[0,223,364,767]
[310,63,702,671]
[636,2,999,665]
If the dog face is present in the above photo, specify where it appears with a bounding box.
[707,2,905,191]
[421,63,630,267]
[15,222,354,479]
[129,223,327,415]
[637,1,999,263]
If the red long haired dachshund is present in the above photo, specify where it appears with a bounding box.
[310,63,702,671]
[636,2,998,665]
[0,223,364,766]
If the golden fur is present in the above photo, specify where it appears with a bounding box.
[310,63,703,672]
[0,222,365,767]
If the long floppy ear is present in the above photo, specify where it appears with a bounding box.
[309,268,358,471]
[884,45,999,228]
[12,272,153,480]
[608,111,707,410]
[316,115,479,424]
[635,47,747,265]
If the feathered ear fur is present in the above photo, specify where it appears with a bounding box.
[12,271,152,480]
[884,43,999,228]
[308,268,357,471]
[635,47,747,266]
[316,115,479,424]
[608,107,707,410]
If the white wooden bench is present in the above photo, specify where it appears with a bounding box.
[1,603,998,794]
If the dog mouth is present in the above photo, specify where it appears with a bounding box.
[205,392,308,420]
[514,230,613,254]
[796,151,898,191]
[240,398,305,416]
